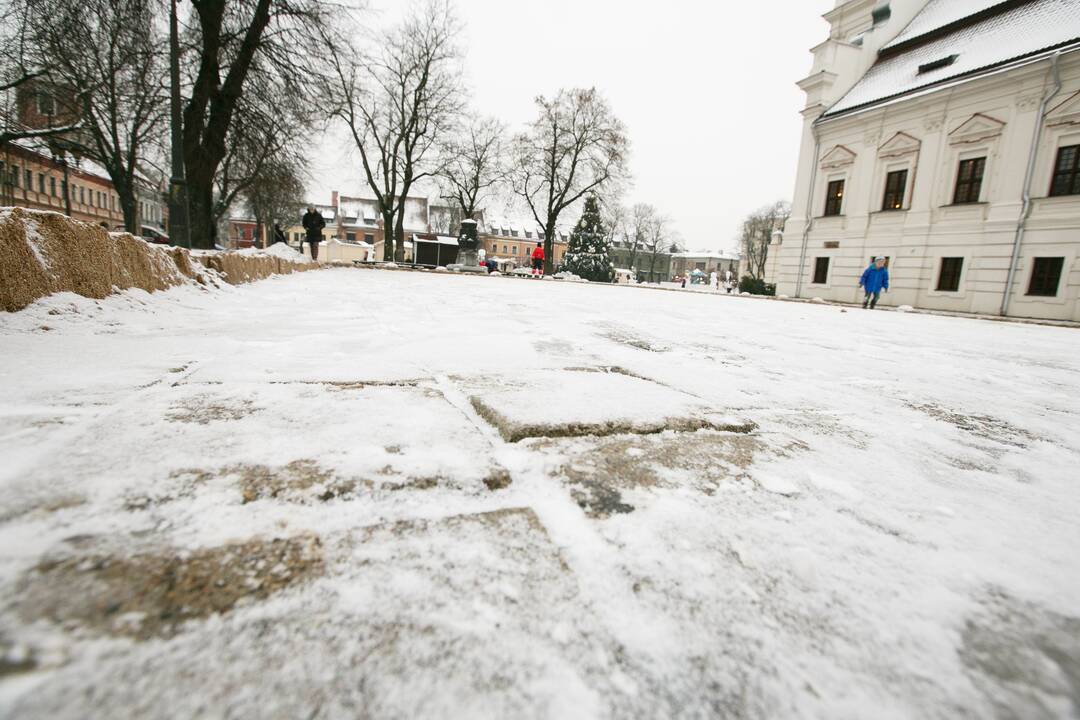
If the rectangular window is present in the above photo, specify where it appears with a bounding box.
[882,169,908,210]
[11,165,19,187]
[953,157,985,204]
[61,180,67,198]
[1049,145,1080,197]
[812,257,830,284]
[823,180,844,216]
[38,173,45,193]
[25,169,32,189]
[936,257,963,292]
[512,246,518,254]
[364,233,374,244]
[1026,257,1064,297]
[37,92,55,116]
[346,232,356,242]
[79,187,85,204]
[50,177,56,196]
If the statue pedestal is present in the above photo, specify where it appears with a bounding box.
[447,219,487,274]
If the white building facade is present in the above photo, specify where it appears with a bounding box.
[767,0,1080,321]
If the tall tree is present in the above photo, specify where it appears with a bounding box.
[625,202,657,272]
[243,158,305,247]
[438,115,506,226]
[562,194,614,282]
[181,0,341,249]
[17,0,167,233]
[329,0,462,261]
[209,76,310,229]
[739,200,789,280]
[0,0,82,149]
[640,211,673,283]
[511,87,629,274]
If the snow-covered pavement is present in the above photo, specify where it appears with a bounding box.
[1,268,1078,719]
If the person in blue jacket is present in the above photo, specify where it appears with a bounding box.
[859,256,889,309]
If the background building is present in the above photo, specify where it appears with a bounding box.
[609,240,673,283]
[767,0,1080,321]
[481,218,569,268]
[671,251,741,281]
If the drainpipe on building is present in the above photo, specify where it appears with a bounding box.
[795,124,821,299]
[1001,51,1063,317]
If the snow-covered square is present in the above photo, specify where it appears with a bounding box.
[1,268,1078,719]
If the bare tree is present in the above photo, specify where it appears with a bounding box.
[738,200,790,280]
[14,0,167,233]
[438,115,506,226]
[210,74,311,229]
[511,87,629,274]
[625,202,657,271]
[329,0,462,261]
[0,1,82,149]
[181,0,344,249]
[244,158,305,247]
[640,211,673,283]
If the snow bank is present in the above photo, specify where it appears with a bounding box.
[238,242,313,264]
[0,208,318,312]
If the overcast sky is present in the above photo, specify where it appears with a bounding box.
[313,0,834,252]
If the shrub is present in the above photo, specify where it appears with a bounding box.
[739,275,775,296]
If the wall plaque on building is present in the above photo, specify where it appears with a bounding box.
[824,241,840,249]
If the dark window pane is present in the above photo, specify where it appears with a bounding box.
[937,257,963,292]
[1026,257,1064,297]
[812,257,830,284]
[1049,145,1080,197]
[882,169,908,210]
[953,157,985,204]
[824,180,844,216]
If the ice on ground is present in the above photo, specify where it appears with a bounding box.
[1,267,1079,719]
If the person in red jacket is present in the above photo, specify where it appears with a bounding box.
[530,242,545,277]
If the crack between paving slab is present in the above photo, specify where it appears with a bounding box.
[428,372,688,660]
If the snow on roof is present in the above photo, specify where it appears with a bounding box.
[412,234,459,246]
[881,0,1008,51]
[825,0,1080,118]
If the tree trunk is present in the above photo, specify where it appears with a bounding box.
[113,177,139,235]
[381,211,395,261]
[394,216,406,263]
[187,174,215,250]
[543,218,556,274]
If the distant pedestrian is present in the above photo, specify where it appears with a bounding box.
[723,269,735,294]
[710,270,718,290]
[531,242,544,277]
[272,223,287,245]
[859,256,890,309]
[302,206,325,261]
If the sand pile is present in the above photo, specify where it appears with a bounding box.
[0,208,319,312]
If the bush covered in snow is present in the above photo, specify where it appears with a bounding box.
[738,275,775,296]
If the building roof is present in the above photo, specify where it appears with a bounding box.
[823,0,1080,119]
[881,0,1008,50]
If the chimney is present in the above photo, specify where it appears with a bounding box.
[331,190,339,209]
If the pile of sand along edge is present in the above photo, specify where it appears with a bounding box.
[0,207,318,312]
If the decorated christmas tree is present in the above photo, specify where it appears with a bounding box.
[562,195,614,282]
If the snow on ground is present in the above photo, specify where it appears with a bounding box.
[1,268,1079,719]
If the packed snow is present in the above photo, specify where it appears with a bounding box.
[1,268,1078,719]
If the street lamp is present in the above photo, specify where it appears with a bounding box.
[167,0,190,249]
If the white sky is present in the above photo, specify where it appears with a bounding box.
[312,0,834,252]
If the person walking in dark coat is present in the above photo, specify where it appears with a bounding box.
[859,256,890,309]
[302,206,325,261]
